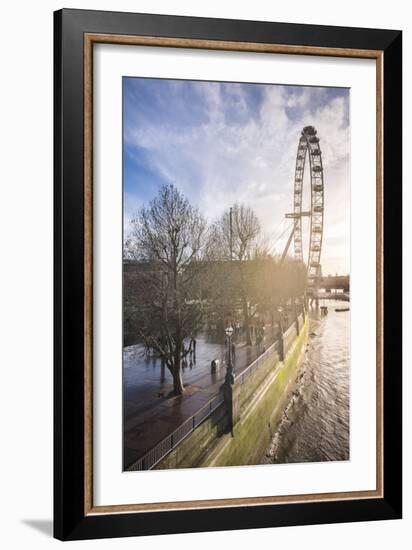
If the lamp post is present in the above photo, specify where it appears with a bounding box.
[225,325,234,385]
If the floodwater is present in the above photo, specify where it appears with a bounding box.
[123,328,276,468]
[264,302,350,464]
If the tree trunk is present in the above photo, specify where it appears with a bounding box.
[171,255,184,395]
[173,364,185,394]
[172,341,185,395]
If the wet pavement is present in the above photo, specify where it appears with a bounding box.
[123,330,275,469]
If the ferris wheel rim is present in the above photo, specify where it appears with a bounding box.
[292,125,324,279]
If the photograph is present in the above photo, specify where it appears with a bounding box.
[122,77,351,471]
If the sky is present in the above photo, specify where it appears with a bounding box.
[123,77,350,276]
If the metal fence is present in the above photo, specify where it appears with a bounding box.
[234,340,280,386]
[236,311,305,386]
[128,391,224,471]
[283,322,296,340]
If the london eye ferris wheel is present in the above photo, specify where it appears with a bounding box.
[281,125,324,284]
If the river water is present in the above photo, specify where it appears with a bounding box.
[264,302,350,464]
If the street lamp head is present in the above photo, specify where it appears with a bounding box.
[225,325,234,337]
[277,306,284,314]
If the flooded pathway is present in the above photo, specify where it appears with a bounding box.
[123,328,276,469]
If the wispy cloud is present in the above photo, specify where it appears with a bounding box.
[123,78,350,275]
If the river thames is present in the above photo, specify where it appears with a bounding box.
[264,302,350,464]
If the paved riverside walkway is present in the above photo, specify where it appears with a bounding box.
[123,329,276,469]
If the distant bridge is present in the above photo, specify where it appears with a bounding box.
[316,275,350,292]
[307,275,350,305]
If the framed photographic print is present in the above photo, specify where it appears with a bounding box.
[54,9,402,541]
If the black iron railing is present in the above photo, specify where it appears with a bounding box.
[128,392,224,471]
[234,340,280,385]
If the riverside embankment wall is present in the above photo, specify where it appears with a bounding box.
[156,314,308,469]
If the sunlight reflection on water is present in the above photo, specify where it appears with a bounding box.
[265,303,350,464]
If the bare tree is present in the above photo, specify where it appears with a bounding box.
[208,204,265,345]
[209,203,262,261]
[125,184,208,394]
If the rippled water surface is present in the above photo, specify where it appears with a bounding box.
[265,304,350,464]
